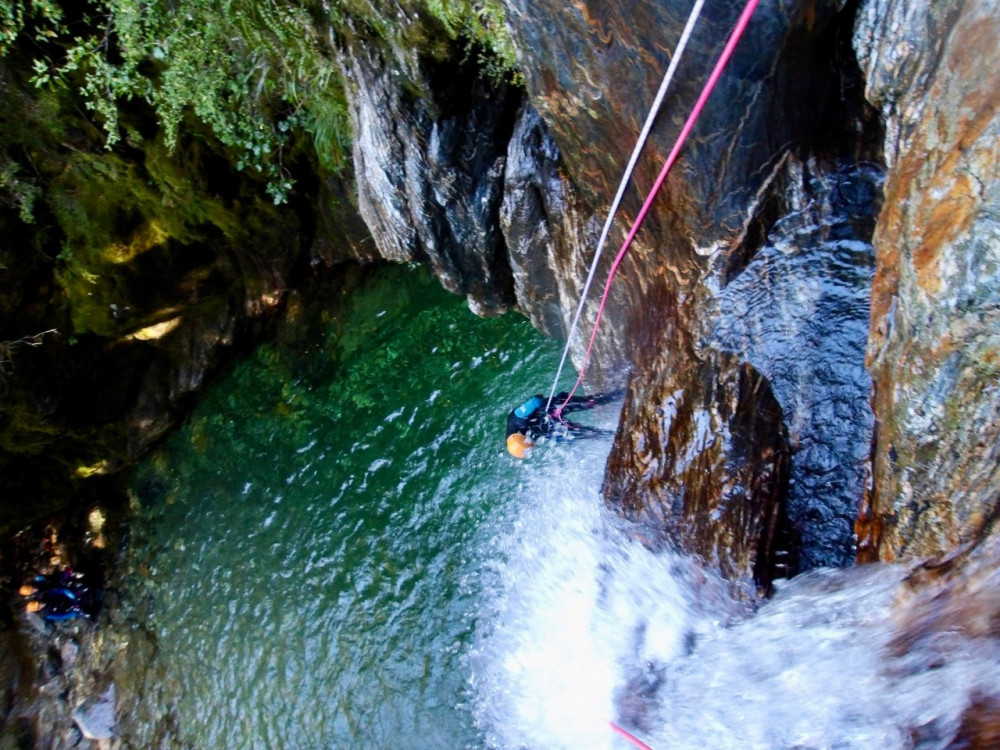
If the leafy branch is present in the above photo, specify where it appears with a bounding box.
[3,0,521,204]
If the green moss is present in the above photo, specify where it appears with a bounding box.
[51,146,235,261]
[0,0,522,537]
[45,145,222,336]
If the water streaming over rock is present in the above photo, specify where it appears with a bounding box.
[707,160,884,569]
[468,441,732,749]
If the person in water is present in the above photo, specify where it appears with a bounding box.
[505,391,618,458]
[20,568,99,622]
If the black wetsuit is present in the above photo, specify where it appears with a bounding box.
[505,392,616,441]
[28,570,100,621]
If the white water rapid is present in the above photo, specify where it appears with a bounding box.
[470,427,1000,750]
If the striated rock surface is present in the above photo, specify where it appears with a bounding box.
[499,103,629,381]
[499,102,581,340]
[512,0,887,584]
[854,0,1000,562]
[338,0,887,588]
[604,349,791,600]
[340,31,520,315]
[846,6,1000,726]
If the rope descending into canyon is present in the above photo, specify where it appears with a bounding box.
[548,0,762,418]
[610,721,655,750]
[543,0,706,415]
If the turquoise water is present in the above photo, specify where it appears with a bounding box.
[121,264,580,748]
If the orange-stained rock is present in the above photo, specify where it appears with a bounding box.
[605,349,792,602]
[856,0,1000,561]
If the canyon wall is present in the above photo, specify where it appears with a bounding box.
[335,0,883,597]
[5,0,1000,744]
[853,0,1000,563]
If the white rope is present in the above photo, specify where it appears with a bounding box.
[545,0,707,411]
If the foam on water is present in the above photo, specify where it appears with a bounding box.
[470,414,725,750]
[472,433,1000,750]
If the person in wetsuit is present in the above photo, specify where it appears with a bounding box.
[505,391,618,458]
[25,587,85,620]
[21,568,100,622]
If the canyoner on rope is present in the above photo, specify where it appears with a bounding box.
[502,0,710,460]
[538,0,762,425]
[504,391,619,458]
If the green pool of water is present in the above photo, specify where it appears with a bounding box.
[119,264,563,748]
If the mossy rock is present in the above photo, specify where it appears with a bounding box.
[47,138,273,338]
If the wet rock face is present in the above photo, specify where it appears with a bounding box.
[886,529,1000,744]
[506,0,883,579]
[504,0,788,219]
[499,103,590,340]
[341,36,520,315]
[604,349,791,601]
[334,0,885,590]
[854,0,1000,561]
[494,0,886,403]
[503,0,874,250]
[498,103,630,383]
[707,158,882,569]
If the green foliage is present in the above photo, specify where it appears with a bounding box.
[2,0,520,204]
[61,0,350,204]
[0,153,39,223]
[0,0,66,58]
[425,0,520,83]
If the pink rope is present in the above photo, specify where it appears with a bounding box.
[609,721,655,750]
[558,0,762,414]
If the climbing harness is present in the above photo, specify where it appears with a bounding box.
[547,0,762,416]
[545,0,706,415]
